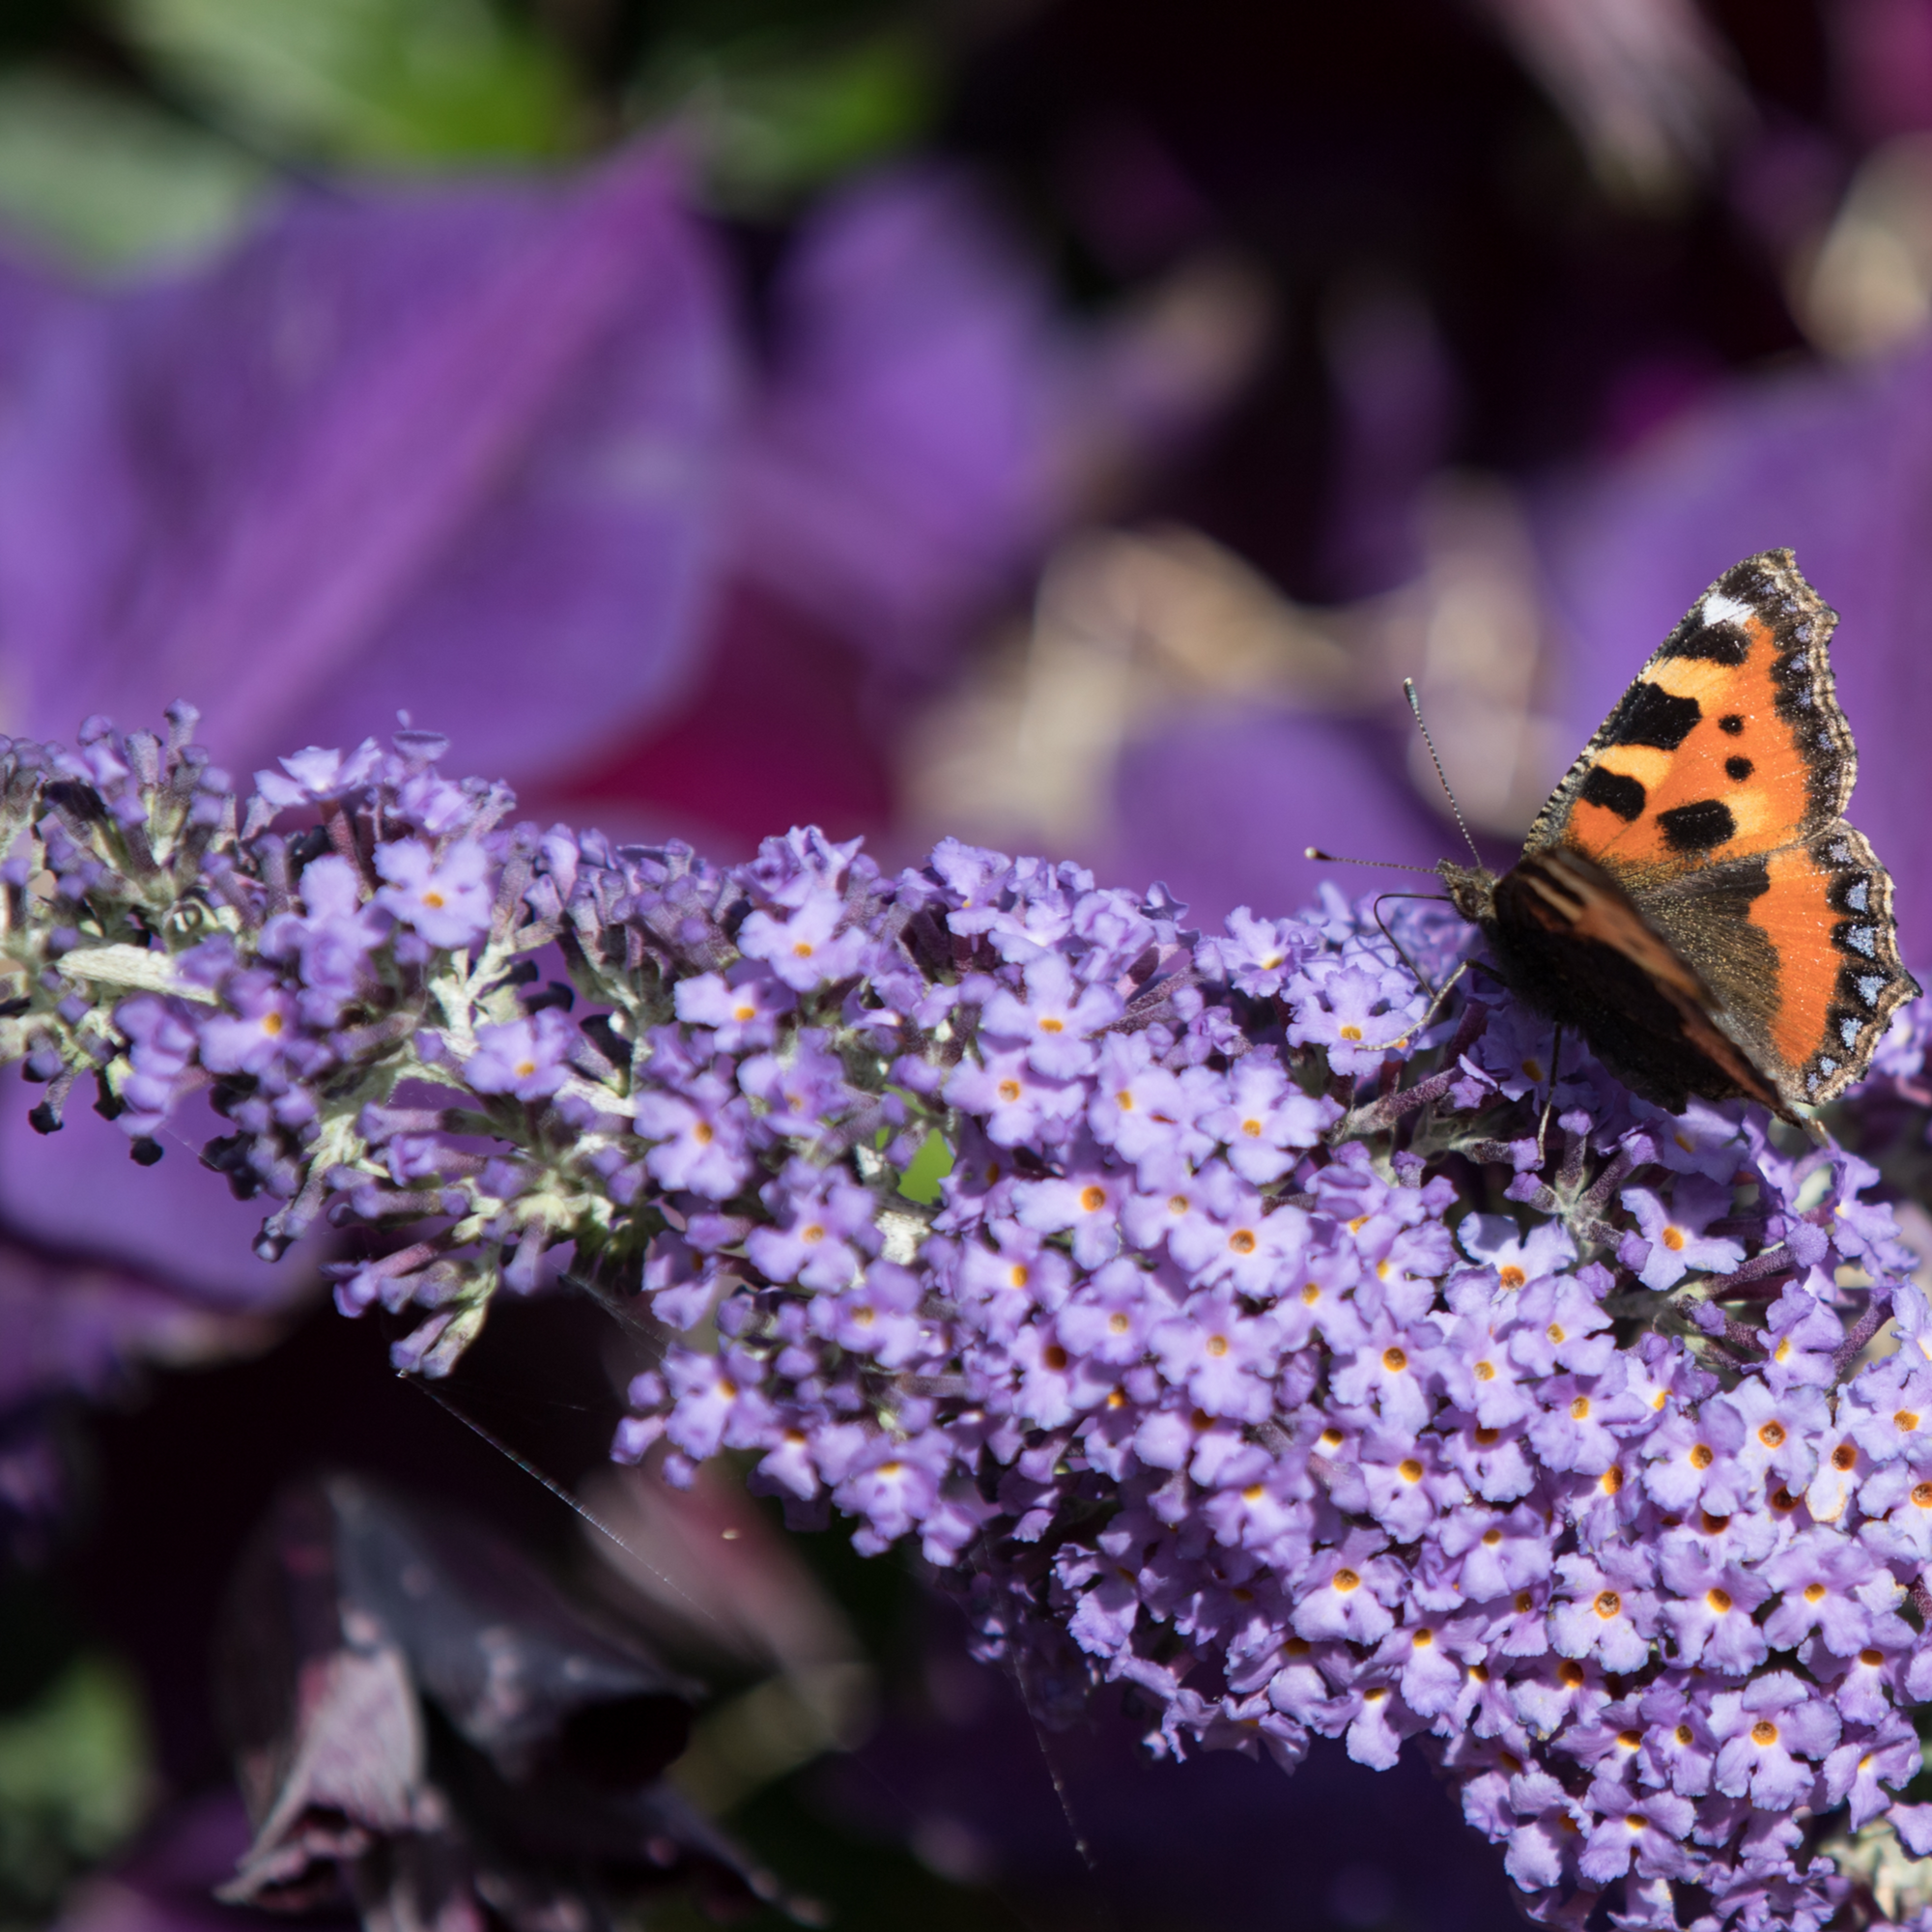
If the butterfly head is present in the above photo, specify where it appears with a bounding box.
[1437,859,1497,927]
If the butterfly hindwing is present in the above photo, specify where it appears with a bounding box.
[1528,550,1853,880]
[1489,846,1785,1116]
[1734,822,1915,1104]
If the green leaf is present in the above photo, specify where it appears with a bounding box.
[0,71,264,270]
[0,1655,153,1918]
[638,25,933,213]
[115,0,574,166]
[895,1126,952,1205]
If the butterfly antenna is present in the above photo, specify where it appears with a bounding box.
[1404,678,1484,867]
[1304,847,1439,873]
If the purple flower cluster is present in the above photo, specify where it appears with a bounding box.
[606,856,1932,1932]
[11,709,1932,1928]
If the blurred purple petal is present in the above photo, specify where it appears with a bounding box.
[1105,706,1463,926]
[0,1071,324,1311]
[0,143,736,785]
[728,167,1066,669]
[1537,340,1932,964]
[0,249,72,378]
[0,1239,276,1414]
[1321,280,1459,595]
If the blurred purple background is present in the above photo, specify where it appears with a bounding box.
[2,3,1931,1929]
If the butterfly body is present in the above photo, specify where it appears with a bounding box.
[1439,551,1918,1122]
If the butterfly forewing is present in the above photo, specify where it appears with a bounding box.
[1474,548,1918,1117]
[1528,551,1853,877]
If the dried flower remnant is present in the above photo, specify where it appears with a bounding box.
[217,1475,783,1925]
[11,703,1932,1928]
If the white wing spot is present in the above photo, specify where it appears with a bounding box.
[1702,591,1754,628]
[1859,974,1887,1006]
[1840,1017,1861,1048]
[1848,926,1878,958]
[1847,880,1869,912]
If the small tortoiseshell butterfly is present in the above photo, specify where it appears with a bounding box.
[1439,549,1919,1123]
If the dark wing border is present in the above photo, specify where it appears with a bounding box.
[1620,824,1919,1111]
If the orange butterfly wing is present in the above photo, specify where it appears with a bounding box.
[1530,551,1849,877]
[1506,551,1917,1113]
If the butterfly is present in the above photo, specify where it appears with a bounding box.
[1438,549,1918,1124]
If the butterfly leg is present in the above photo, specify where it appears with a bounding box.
[1535,1024,1562,1166]
[1369,892,1457,1001]
[1383,959,1470,1054]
